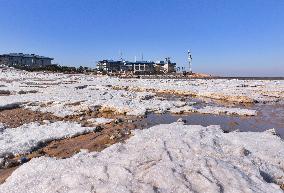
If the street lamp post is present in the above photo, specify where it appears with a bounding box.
[188,50,192,74]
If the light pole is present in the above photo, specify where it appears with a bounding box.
[188,50,192,74]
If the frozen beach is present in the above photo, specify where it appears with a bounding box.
[0,67,284,192]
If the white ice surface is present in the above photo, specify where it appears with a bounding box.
[2,68,281,118]
[0,121,95,158]
[1,123,283,193]
[0,158,4,168]
[1,68,284,105]
[169,105,257,116]
[87,118,113,125]
[196,106,257,116]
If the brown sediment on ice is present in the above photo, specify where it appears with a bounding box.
[0,106,137,128]
[0,108,61,128]
[38,117,137,158]
[112,85,255,103]
[0,167,18,185]
[39,120,137,158]
[0,116,139,184]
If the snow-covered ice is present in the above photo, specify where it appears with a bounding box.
[195,106,257,116]
[169,105,257,116]
[0,121,96,158]
[1,123,283,193]
[0,68,266,117]
[0,68,283,192]
[0,158,4,168]
[87,118,113,125]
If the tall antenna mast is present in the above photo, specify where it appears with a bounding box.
[120,51,123,61]
[188,50,192,73]
[141,53,144,61]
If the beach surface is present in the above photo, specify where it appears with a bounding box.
[0,67,284,192]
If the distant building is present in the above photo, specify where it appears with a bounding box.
[96,57,176,74]
[96,60,155,74]
[0,53,54,67]
[127,61,155,74]
[154,57,176,73]
[96,60,122,72]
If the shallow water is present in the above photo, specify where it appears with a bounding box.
[141,95,284,138]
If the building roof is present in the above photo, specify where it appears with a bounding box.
[98,60,123,64]
[1,53,54,60]
[124,61,154,65]
[133,61,154,64]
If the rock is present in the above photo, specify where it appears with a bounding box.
[266,128,278,136]
[19,157,29,164]
[75,85,88,89]
[0,90,11,95]
[114,118,123,124]
[4,153,14,159]
[4,159,19,168]
[18,90,27,94]
[0,123,6,132]
[94,126,103,132]
[177,118,186,124]
[121,128,131,135]
[237,147,251,156]
[89,105,101,112]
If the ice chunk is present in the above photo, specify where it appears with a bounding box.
[0,121,96,158]
[197,106,257,116]
[1,123,283,193]
[87,118,113,125]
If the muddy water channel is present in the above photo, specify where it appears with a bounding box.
[141,95,284,138]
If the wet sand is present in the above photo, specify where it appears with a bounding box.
[0,108,61,128]
[0,167,18,185]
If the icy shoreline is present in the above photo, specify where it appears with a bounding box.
[1,123,283,193]
[0,68,265,117]
[1,68,284,192]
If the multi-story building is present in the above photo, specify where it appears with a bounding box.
[96,57,176,74]
[154,57,176,73]
[96,60,122,72]
[0,53,54,67]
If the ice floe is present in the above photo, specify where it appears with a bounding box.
[87,118,113,125]
[168,105,257,116]
[1,123,283,193]
[195,106,257,116]
[0,121,96,158]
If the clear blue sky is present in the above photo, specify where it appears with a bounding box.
[0,0,283,76]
